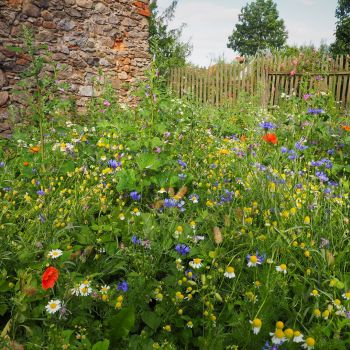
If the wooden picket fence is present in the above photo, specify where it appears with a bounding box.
[168,55,350,110]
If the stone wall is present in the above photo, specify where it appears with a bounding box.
[0,0,151,136]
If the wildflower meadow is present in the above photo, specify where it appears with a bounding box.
[1,63,350,349]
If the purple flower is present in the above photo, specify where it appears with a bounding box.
[117,281,128,292]
[288,150,297,160]
[39,213,46,223]
[295,141,308,151]
[178,173,187,180]
[310,160,324,167]
[316,171,329,182]
[131,235,142,245]
[108,159,121,169]
[303,93,311,100]
[164,198,177,208]
[259,121,276,130]
[3,187,12,191]
[0,162,5,167]
[175,244,190,256]
[308,108,324,115]
[178,159,187,168]
[280,146,288,153]
[37,190,45,196]
[130,191,141,201]
[327,149,335,155]
[103,100,111,107]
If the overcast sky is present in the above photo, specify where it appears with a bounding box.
[156,0,338,67]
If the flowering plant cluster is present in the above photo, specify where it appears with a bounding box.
[0,76,350,349]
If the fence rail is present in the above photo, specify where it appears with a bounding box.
[168,55,350,109]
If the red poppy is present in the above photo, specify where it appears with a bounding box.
[262,133,278,145]
[23,161,29,166]
[42,266,59,290]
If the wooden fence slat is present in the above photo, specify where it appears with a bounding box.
[167,55,350,108]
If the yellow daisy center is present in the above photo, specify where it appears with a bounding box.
[284,328,294,339]
[193,258,202,264]
[275,329,285,339]
[226,266,234,273]
[280,264,287,270]
[252,318,262,327]
[250,255,258,263]
[306,337,316,346]
[276,321,284,329]
[49,303,57,309]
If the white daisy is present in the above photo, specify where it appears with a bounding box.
[249,318,262,335]
[48,249,63,259]
[79,283,92,296]
[100,285,110,294]
[276,264,287,274]
[293,331,304,343]
[189,258,203,269]
[45,299,61,314]
[224,266,236,279]
[270,329,286,345]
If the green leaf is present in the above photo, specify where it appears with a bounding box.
[136,153,162,170]
[92,339,110,350]
[108,307,135,343]
[0,304,8,316]
[60,160,76,174]
[141,311,161,330]
[5,45,23,53]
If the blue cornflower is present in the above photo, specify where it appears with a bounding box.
[117,281,128,292]
[37,190,45,196]
[327,149,335,155]
[177,159,187,168]
[328,181,338,187]
[108,159,121,169]
[131,235,142,245]
[280,147,288,153]
[288,150,297,160]
[295,141,308,151]
[316,171,329,182]
[130,191,141,201]
[310,160,323,167]
[307,108,324,115]
[3,187,12,191]
[0,162,4,167]
[259,121,276,130]
[175,244,190,256]
[164,198,177,208]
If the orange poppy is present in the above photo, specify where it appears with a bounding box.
[42,266,59,290]
[29,146,40,153]
[262,133,278,145]
[341,125,350,131]
[23,161,30,166]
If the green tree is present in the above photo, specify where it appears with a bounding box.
[330,0,350,54]
[227,0,288,56]
[149,1,192,77]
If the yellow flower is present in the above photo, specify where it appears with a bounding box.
[304,216,311,225]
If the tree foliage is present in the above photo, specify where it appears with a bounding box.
[330,0,350,55]
[149,0,192,76]
[227,0,288,56]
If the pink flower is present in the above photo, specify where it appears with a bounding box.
[290,70,296,76]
